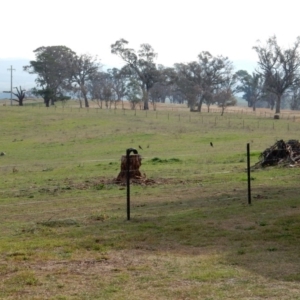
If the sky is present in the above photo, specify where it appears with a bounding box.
[1,0,300,90]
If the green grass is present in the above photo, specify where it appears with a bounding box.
[1,103,300,299]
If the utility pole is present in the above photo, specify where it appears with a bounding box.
[7,66,15,106]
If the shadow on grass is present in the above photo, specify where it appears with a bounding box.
[71,185,300,283]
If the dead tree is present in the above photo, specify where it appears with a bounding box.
[12,86,26,106]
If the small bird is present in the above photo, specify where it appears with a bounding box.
[210,142,213,147]
[138,145,143,150]
[147,144,150,148]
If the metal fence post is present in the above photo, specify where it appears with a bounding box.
[247,143,252,205]
[126,148,138,220]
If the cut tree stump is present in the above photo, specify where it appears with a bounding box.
[116,154,143,183]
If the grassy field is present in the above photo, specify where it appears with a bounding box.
[1,103,300,299]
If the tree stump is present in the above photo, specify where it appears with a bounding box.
[116,154,143,183]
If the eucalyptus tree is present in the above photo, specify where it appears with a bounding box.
[236,70,264,111]
[253,35,300,114]
[24,46,75,107]
[89,71,114,108]
[168,84,186,104]
[174,62,200,109]
[199,52,234,112]
[108,68,127,100]
[126,78,143,109]
[260,92,276,110]
[111,39,160,110]
[88,72,102,108]
[108,68,128,108]
[148,65,177,108]
[214,69,238,116]
[174,52,233,112]
[149,82,169,105]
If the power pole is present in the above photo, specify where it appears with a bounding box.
[7,66,15,106]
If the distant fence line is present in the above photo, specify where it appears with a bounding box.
[1,105,300,134]
[2,103,300,120]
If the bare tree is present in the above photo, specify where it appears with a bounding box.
[12,86,26,106]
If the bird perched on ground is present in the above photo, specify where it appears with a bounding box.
[210,142,213,147]
[138,145,143,150]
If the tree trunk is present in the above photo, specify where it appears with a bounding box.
[44,97,50,107]
[143,89,149,110]
[197,101,203,112]
[275,94,281,114]
[83,94,89,108]
[81,85,89,108]
[116,154,143,183]
[152,100,156,111]
[221,106,225,116]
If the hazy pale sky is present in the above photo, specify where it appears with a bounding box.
[1,0,300,71]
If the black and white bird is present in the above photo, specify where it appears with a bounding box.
[210,142,213,147]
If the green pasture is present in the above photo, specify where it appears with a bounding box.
[1,103,300,299]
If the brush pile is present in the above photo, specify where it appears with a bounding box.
[253,139,300,168]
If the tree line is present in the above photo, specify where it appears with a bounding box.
[15,36,300,114]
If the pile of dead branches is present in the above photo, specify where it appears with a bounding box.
[252,139,300,168]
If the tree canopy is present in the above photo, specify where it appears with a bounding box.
[24,46,75,107]
[174,51,235,112]
[20,35,300,112]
